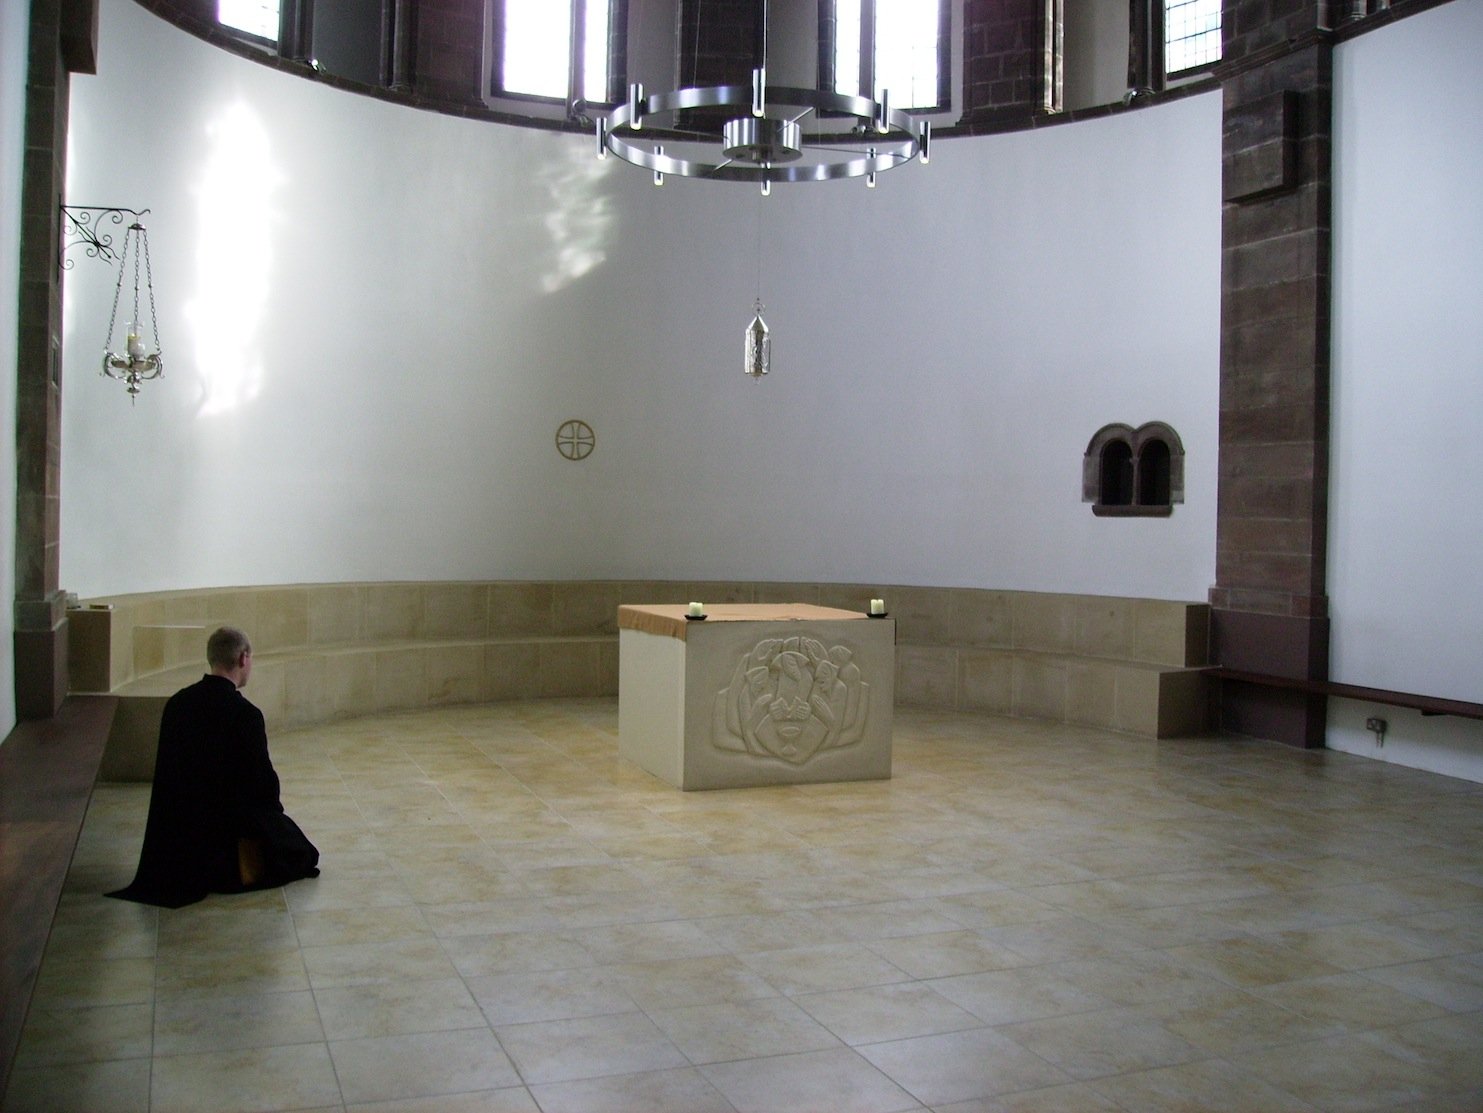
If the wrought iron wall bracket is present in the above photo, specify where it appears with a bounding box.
[59,205,151,269]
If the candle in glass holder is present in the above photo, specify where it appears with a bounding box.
[869,598,885,615]
[687,601,704,617]
[126,327,146,359]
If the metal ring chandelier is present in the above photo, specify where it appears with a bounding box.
[597,69,930,189]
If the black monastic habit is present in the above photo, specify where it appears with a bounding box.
[107,674,319,908]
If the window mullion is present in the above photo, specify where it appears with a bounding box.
[568,0,584,109]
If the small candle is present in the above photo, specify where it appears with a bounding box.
[126,330,145,359]
[869,598,885,615]
[687,601,704,617]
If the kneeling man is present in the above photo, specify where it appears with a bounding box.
[109,626,320,908]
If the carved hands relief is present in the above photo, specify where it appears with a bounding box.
[712,636,870,764]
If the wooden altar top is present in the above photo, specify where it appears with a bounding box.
[617,603,872,641]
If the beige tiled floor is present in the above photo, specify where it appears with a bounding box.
[9,699,1483,1113]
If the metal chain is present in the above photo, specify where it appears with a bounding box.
[142,227,162,363]
[102,226,130,353]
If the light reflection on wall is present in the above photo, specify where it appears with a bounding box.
[185,101,277,415]
[538,140,613,294]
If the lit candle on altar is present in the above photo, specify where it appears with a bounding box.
[869,598,885,615]
[687,601,704,617]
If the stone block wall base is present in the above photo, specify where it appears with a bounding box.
[1210,607,1329,748]
[1217,678,1326,748]
[14,623,68,721]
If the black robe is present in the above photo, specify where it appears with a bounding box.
[107,674,319,908]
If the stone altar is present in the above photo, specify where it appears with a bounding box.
[618,603,895,790]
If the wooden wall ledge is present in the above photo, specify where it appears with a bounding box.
[1211,669,1483,722]
[0,696,118,1100]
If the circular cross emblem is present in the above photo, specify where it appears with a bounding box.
[555,419,595,461]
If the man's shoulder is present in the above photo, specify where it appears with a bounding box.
[166,675,261,719]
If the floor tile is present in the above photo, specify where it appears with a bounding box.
[701,1047,923,1113]
[151,1042,342,1113]
[155,946,309,999]
[863,930,1025,979]
[1251,971,1448,1032]
[530,1066,736,1113]
[28,956,155,1009]
[855,1027,1071,1107]
[2,1057,151,1113]
[1359,955,1483,1012]
[493,1011,689,1084]
[314,976,485,1039]
[1087,1056,1316,1112]
[610,953,780,1010]
[793,981,984,1045]
[1166,933,1347,989]
[330,1027,521,1104]
[153,988,325,1054]
[301,936,459,988]
[738,941,912,995]
[647,995,843,1064]
[291,904,432,947]
[996,1004,1208,1080]
[12,1003,153,1067]
[467,963,633,1025]
[928,965,1112,1026]
[1232,1031,1450,1112]
[928,1081,1123,1112]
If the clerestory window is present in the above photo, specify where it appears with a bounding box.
[218,0,279,42]
[492,0,623,105]
[1163,0,1221,76]
[826,0,950,112]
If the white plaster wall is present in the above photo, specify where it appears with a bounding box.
[59,0,1220,602]
[1328,0,1483,780]
[0,0,28,738]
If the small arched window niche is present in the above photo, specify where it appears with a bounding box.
[1083,422,1184,516]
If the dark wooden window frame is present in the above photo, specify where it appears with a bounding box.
[817,0,951,113]
[488,0,628,110]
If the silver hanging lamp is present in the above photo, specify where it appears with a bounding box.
[100,221,164,401]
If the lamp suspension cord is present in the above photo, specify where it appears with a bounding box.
[755,187,763,304]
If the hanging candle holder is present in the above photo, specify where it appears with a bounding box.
[745,298,770,380]
[101,222,163,401]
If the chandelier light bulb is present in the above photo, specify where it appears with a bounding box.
[628,83,644,130]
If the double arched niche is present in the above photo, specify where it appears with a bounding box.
[1083,422,1184,516]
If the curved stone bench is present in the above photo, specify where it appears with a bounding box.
[66,581,1211,780]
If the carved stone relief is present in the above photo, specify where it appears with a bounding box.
[711,636,870,764]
